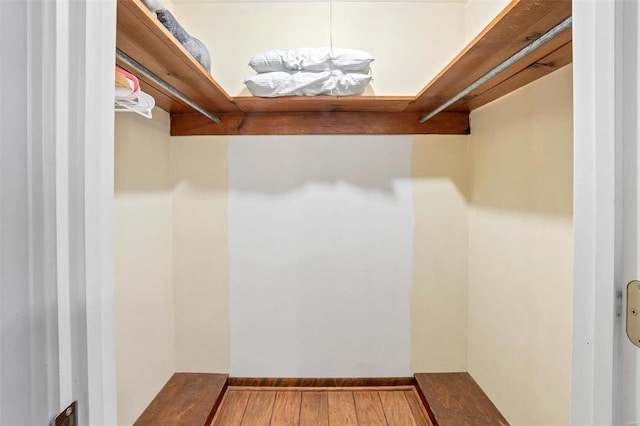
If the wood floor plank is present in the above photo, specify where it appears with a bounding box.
[300,391,329,426]
[403,390,434,426]
[239,391,276,426]
[379,391,418,426]
[270,391,302,426]
[327,392,358,426]
[353,391,388,426]
[212,390,250,426]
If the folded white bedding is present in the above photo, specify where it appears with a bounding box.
[244,70,372,97]
[249,48,374,73]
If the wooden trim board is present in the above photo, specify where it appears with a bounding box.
[170,111,470,136]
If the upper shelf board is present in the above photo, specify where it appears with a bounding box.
[115,0,571,135]
[406,0,572,113]
[116,0,238,113]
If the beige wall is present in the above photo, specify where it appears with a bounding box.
[464,0,511,43]
[114,109,175,425]
[411,136,469,372]
[173,1,466,96]
[467,65,573,425]
[171,136,230,372]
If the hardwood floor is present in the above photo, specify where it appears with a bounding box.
[211,386,433,426]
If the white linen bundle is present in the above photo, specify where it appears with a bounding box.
[245,48,374,97]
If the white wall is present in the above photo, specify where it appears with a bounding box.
[174,1,466,96]
[467,65,573,426]
[227,136,414,377]
[114,109,175,425]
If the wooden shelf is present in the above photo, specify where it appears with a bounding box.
[116,0,238,113]
[116,0,571,135]
[231,96,414,113]
[406,0,572,113]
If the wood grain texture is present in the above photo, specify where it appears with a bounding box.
[403,390,433,426]
[353,392,388,426]
[414,373,510,426]
[460,41,572,111]
[116,0,238,113]
[299,392,329,426]
[213,386,432,425]
[231,96,413,113]
[270,392,302,426]
[134,373,227,426]
[444,29,572,112]
[379,391,417,426]
[170,111,470,136]
[327,392,358,426]
[240,391,276,426]
[211,390,250,426]
[228,377,415,388]
[406,0,572,113]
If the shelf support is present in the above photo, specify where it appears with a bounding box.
[419,16,573,123]
[115,48,221,124]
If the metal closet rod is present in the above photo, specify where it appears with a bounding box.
[419,15,573,123]
[115,48,221,124]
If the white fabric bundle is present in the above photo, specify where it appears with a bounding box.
[244,70,372,97]
[249,48,373,73]
[245,48,373,97]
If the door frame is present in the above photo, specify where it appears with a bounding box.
[570,0,631,424]
[51,0,117,423]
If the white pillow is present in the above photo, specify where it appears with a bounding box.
[244,70,372,97]
[249,48,374,73]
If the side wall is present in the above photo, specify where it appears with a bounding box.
[467,65,574,426]
[411,136,469,372]
[171,136,230,373]
[114,109,175,425]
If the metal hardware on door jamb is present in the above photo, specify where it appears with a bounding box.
[627,281,640,348]
[52,401,77,426]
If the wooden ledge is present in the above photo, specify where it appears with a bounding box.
[231,96,414,113]
[414,373,509,426]
[134,373,228,426]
